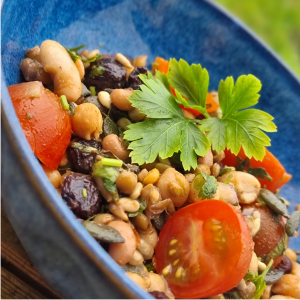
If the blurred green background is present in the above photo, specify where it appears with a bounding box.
[214,0,300,78]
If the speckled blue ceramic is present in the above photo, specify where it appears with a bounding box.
[2,0,299,298]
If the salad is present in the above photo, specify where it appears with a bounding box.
[8,40,300,299]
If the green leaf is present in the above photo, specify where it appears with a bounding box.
[244,259,273,299]
[155,70,171,93]
[129,72,183,119]
[195,172,218,199]
[128,199,147,217]
[200,75,277,161]
[168,58,209,108]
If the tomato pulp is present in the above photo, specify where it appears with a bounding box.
[155,200,253,299]
[8,81,72,169]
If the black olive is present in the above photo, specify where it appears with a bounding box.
[61,173,102,219]
[67,138,102,174]
[276,255,293,274]
[127,66,149,90]
[149,291,169,299]
[83,58,126,91]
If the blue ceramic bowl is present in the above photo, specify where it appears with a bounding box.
[2,0,300,298]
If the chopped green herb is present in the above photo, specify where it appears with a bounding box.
[101,157,123,168]
[82,188,87,198]
[145,262,156,272]
[64,47,81,62]
[89,65,105,78]
[68,102,76,116]
[69,142,98,153]
[60,95,69,110]
[195,172,218,199]
[64,46,102,63]
[128,199,147,218]
[219,166,235,176]
[244,259,273,299]
[69,44,86,52]
[223,174,233,185]
[90,86,96,96]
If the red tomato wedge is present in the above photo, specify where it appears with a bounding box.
[8,81,72,169]
[155,200,253,299]
[223,148,292,192]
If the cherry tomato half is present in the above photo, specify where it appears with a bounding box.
[8,81,72,169]
[155,200,253,299]
[223,148,292,192]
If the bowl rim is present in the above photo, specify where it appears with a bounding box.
[1,0,299,298]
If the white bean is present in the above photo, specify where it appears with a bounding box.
[40,40,82,102]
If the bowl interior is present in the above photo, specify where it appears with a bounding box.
[2,0,300,293]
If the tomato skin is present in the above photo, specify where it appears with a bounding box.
[8,81,72,169]
[223,148,292,192]
[155,200,253,299]
[243,203,286,267]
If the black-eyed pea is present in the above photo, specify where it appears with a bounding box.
[126,272,149,291]
[128,250,144,266]
[291,261,300,278]
[111,89,134,111]
[108,221,136,266]
[131,213,149,231]
[197,149,213,168]
[143,168,160,185]
[137,238,154,260]
[128,107,146,122]
[285,248,297,262]
[272,274,300,299]
[41,164,61,189]
[156,168,190,207]
[71,103,103,140]
[138,169,149,182]
[116,171,138,194]
[40,40,82,102]
[102,134,130,161]
[93,213,114,225]
[130,182,143,200]
[148,272,167,293]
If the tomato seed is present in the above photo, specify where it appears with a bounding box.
[170,239,178,245]
[169,249,176,256]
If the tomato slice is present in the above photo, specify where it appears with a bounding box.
[8,81,72,169]
[223,148,292,192]
[155,200,253,299]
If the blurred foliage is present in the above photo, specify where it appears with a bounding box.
[214,0,300,78]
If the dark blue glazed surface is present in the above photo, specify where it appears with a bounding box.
[1,0,299,298]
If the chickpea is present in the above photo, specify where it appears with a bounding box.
[41,164,61,189]
[116,171,137,194]
[108,221,136,266]
[272,274,300,299]
[71,103,103,140]
[156,168,190,207]
[102,134,130,161]
[291,261,300,278]
[40,40,82,102]
[128,107,146,122]
[148,272,167,293]
[126,272,148,291]
[285,248,297,262]
[193,164,211,176]
[111,89,134,111]
[218,171,260,204]
[197,149,213,168]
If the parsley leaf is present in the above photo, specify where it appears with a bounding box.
[125,72,209,170]
[195,172,218,199]
[128,199,147,217]
[168,58,209,108]
[200,75,277,160]
[244,259,273,299]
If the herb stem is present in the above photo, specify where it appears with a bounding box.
[69,44,86,52]
[60,95,69,110]
[101,157,123,167]
[90,86,96,96]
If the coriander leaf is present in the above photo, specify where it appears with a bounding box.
[220,75,262,118]
[129,72,183,119]
[168,58,209,109]
[244,259,273,299]
[180,122,210,170]
[200,75,277,161]
[155,70,171,93]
